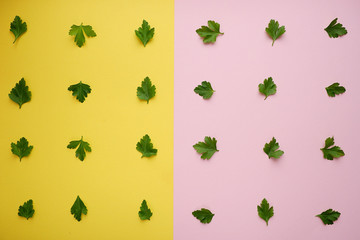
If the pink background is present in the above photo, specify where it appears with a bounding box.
[174,0,360,239]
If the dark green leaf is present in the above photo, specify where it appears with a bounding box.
[265,19,285,46]
[68,81,91,103]
[316,209,341,225]
[257,198,274,225]
[69,23,97,47]
[263,137,284,159]
[194,81,215,99]
[9,78,31,108]
[192,208,214,224]
[18,199,34,220]
[71,196,87,221]
[258,77,277,99]
[193,136,219,160]
[324,18,347,38]
[67,137,92,161]
[136,134,157,158]
[11,137,33,161]
[137,77,156,104]
[138,200,152,220]
[135,20,155,47]
[321,137,344,160]
[10,16,27,43]
[196,20,224,43]
[326,83,346,97]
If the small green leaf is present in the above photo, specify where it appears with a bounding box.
[9,78,31,108]
[194,81,215,99]
[316,209,341,225]
[136,134,157,158]
[258,77,277,99]
[324,18,347,38]
[18,199,34,220]
[67,137,92,161]
[320,137,344,160]
[137,77,156,104]
[71,196,87,221]
[193,136,219,160]
[265,19,285,46]
[135,20,155,47]
[196,20,224,43]
[192,208,214,224]
[69,23,97,47]
[10,16,27,43]
[11,137,33,161]
[257,198,274,225]
[263,137,284,159]
[138,200,152,220]
[326,83,346,97]
[68,81,91,103]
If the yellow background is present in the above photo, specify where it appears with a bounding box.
[0,0,173,239]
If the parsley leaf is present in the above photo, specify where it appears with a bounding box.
[69,23,97,47]
[11,137,33,161]
[326,83,346,97]
[136,134,157,158]
[10,16,27,43]
[18,199,35,220]
[9,78,31,108]
[71,196,87,221]
[193,136,219,160]
[263,137,284,159]
[258,77,277,99]
[196,20,224,43]
[257,198,274,226]
[192,208,214,224]
[135,20,155,47]
[67,137,92,161]
[68,81,91,103]
[321,137,344,160]
[138,200,152,220]
[324,18,347,38]
[194,81,215,99]
[265,19,286,46]
[316,209,341,225]
[137,77,156,104]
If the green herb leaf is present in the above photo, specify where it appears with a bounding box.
[196,20,224,43]
[137,77,156,104]
[67,137,92,161]
[69,23,96,47]
[257,198,274,226]
[11,137,33,161]
[320,137,344,160]
[316,209,341,225]
[326,83,346,97]
[263,137,284,159]
[18,199,34,220]
[265,19,285,46]
[193,136,219,160]
[71,196,87,221]
[9,78,31,108]
[324,18,347,38]
[135,20,155,47]
[192,208,214,224]
[68,81,91,103]
[258,77,277,99]
[136,134,157,158]
[138,200,152,220]
[10,16,27,43]
[194,81,215,99]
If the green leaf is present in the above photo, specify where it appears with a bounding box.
[263,137,284,159]
[68,81,91,103]
[258,77,277,99]
[69,23,97,47]
[324,18,347,38]
[136,134,157,158]
[193,136,219,160]
[321,137,344,160]
[265,19,286,46]
[326,83,346,97]
[10,16,27,43]
[137,77,156,104]
[71,196,87,221]
[257,198,274,226]
[192,208,214,224]
[18,199,35,220]
[135,20,155,47]
[9,78,31,108]
[316,209,341,225]
[138,200,152,220]
[67,137,92,161]
[11,137,33,161]
[194,81,215,99]
[196,20,224,43]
